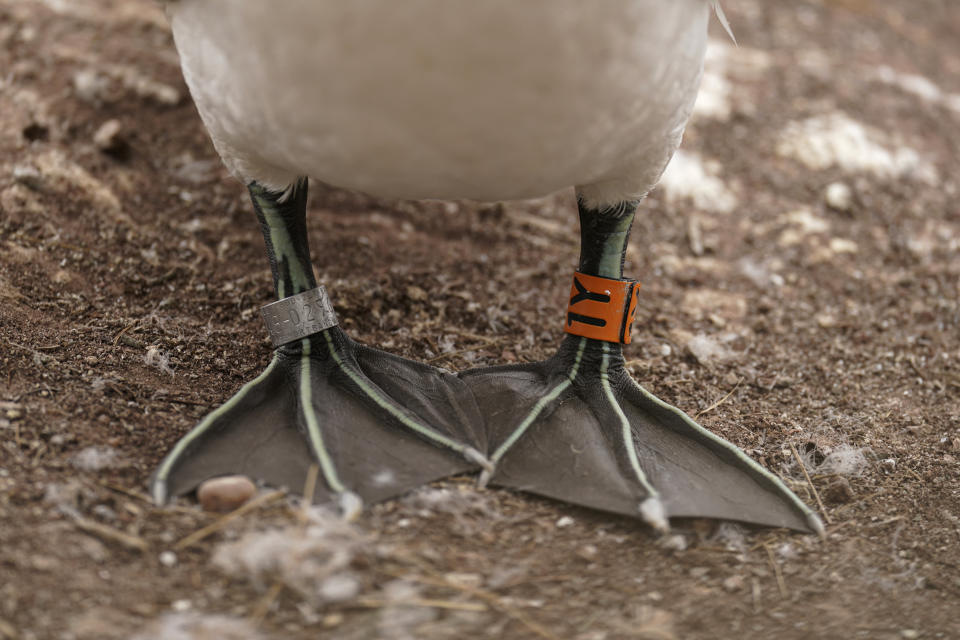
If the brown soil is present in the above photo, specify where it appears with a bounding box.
[1,1,958,639]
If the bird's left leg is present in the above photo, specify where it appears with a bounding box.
[461,196,823,534]
[150,179,488,511]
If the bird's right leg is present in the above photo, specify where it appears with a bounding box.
[150,179,489,512]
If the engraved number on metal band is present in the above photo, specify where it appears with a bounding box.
[261,286,339,347]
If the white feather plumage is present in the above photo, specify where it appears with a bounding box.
[168,1,712,207]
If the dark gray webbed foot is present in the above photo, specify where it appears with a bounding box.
[460,195,822,534]
[151,326,487,510]
[462,335,822,534]
[150,179,488,511]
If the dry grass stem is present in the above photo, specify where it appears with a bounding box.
[174,489,286,550]
[355,598,488,612]
[249,580,284,625]
[299,464,320,526]
[789,442,832,524]
[74,516,149,553]
[390,570,560,640]
[695,377,742,418]
[764,544,789,599]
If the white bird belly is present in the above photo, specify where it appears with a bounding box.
[169,0,709,206]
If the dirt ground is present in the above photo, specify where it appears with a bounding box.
[1,1,959,638]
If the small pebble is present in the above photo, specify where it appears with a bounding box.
[825,181,853,211]
[159,551,177,568]
[823,476,855,504]
[197,475,256,513]
[722,575,745,592]
[319,575,360,602]
[689,567,709,579]
[577,544,598,561]
[93,119,125,153]
[556,516,574,528]
[659,534,687,552]
[171,599,192,612]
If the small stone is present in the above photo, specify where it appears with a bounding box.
[722,575,745,592]
[444,572,482,588]
[12,164,44,191]
[93,119,125,154]
[323,613,345,628]
[73,68,112,103]
[822,476,855,504]
[824,181,853,211]
[659,534,687,552]
[319,575,360,602]
[171,599,192,612]
[405,285,427,302]
[197,475,256,513]
[158,551,177,567]
[577,544,598,560]
[900,631,919,639]
[556,516,574,528]
[689,567,709,579]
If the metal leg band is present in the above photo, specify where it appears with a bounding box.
[261,286,339,347]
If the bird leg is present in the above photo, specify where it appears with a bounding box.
[461,196,823,534]
[150,179,489,511]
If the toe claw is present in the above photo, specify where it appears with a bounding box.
[151,481,168,507]
[477,467,494,489]
[639,497,670,534]
[807,512,827,540]
[338,491,364,521]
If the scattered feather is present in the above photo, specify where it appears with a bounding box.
[212,506,367,605]
[132,613,264,640]
[70,445,122,472]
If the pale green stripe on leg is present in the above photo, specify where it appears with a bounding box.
[600,343,658,499]
[601,342,668,531]
[151,356,280,504]
[322,332,479,458]
[299,338,346,494]
[489,338,587,465]
[624,363,824,534]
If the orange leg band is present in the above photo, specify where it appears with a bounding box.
[564,272,640,344]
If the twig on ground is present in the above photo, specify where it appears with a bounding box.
[426,337,504,364]
[387,569,560,640]
[764,544,788,599]
[355,597,487,612]
[695,377,742,418]
[99,481,152,503]
[300,464,319,526]
[249,580,284,626]
[74,516,149,553]
[112,323,137,346]
[789,442,831,524]
[174,489,286,550]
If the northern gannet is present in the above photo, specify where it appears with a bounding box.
[152,0,822,535]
